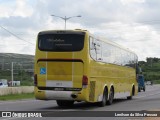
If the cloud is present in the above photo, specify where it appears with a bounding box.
[0,0,34,18]
[12,0,34,17]
[0,36,35,55]
[0,0,160,61]
[120,0,145,5]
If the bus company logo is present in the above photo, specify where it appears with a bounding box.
[52,39,64,42]
[48,39,64,42]
[2,112,11,117]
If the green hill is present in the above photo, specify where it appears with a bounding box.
[139,57,160,84]
[0,53,34,86]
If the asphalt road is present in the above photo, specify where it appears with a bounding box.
[0,84,160,120]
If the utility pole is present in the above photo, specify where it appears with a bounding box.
[11,62,14,86]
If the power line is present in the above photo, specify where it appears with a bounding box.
[0,25,35,45]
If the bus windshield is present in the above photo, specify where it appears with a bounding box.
[38,33,85,52]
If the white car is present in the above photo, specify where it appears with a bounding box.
[0,82,8,87]
[146,81,152,85]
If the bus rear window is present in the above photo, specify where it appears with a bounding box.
[38,34,85,52]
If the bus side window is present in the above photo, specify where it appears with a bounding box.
[89,37,102,61]
[95,40,102,61]
[90,37,96,60]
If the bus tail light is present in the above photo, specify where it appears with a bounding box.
[34,74,37,86]
[82,75,88,88]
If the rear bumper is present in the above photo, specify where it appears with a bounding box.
[34,87,87,101]
[45,90,74,100]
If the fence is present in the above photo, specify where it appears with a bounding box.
[0,86,34,96]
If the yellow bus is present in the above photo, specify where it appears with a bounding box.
[34,29,138,107]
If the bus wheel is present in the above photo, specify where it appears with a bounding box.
[138,87,141,92]
[127,86,135,100]
[98,88,107,107]
[143,87,145,92]
[56,100,74,107]
[107,87,114,105]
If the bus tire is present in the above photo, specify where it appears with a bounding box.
[98,88,107,107]
[143,87,145,92]
[127,86,135,100]
[138,87,141,92]
[56,100,74,107]
[106,87,114,105]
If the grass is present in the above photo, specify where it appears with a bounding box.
[153,80,160,84]
[0,93,34,101]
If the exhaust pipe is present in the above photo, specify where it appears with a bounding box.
[71,94,77,99]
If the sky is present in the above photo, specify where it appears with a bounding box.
[0,0,160,61]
